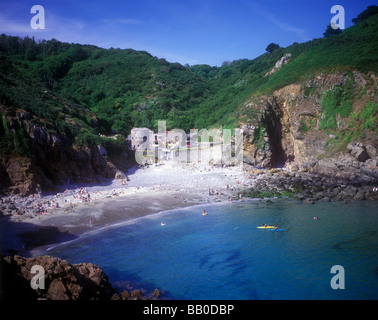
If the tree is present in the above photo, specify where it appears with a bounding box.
[323,23,342,37]
[265,43,280,53]
[352,5,378,24]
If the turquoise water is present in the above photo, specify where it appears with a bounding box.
[47,200,378,300]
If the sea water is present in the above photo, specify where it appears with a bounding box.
[47,200,378,300]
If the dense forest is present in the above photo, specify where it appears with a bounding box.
[0,6,377,158]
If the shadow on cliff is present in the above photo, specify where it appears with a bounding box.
[123,165,140,177]
[0,215,78,257]
[41,178,115,196]
[41,164,137,196]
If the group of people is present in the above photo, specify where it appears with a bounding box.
[35,203,52,216]
[71,187,91,203]
[207,188,224,200]
[35,187,93,218]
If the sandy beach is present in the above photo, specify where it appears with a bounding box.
[1,162,254,256]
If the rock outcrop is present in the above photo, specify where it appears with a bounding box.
[0,255,120,300]
[346,142,370,162]
[0,255,164,300]
[244,167,378,202]
[0,107,131,196]
[241,71,378,189]
[265,53,292,76]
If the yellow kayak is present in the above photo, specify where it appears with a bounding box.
[257,225,275,229]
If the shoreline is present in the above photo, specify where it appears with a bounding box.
[1,163,251,257]
[1,161,377,257]
[31,197,250,256]
[28,190,203,256]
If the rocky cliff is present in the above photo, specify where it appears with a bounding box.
[0,105,130,196]
[240,71,378,200]
[241,71,377,171]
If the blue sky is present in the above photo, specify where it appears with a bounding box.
[0,0,376,66]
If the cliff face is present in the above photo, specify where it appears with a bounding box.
[241,71,378,182]
[0,106,125,195]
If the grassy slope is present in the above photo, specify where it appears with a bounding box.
[194,13,378,129]
[0,12,377,157]
[260,14,378,93]
[0,54,127,157]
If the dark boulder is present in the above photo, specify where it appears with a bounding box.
[0,255,120,300]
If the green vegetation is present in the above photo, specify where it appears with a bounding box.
[265,43,281,53]
[322,99,377,155]
[352,5,378,24]
[0,52,127,157]
[257,11,378,94]
[0,6,377,158]
[323,24,342,37]
[319,79,354,130]
[253,126,266,150]
[0,113,31,156]
[299,119,310,134]
[357,101,378,130]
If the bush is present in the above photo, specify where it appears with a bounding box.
[0,115,31,156]
[319,84,354,130]
[360,101,377,120]
[363,117,375,129]
[358,101,377,130]
[74,130,102,148]
[265,43,280,53]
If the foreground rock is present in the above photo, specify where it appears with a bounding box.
[0,255,162,300]
[0,255,119,300]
